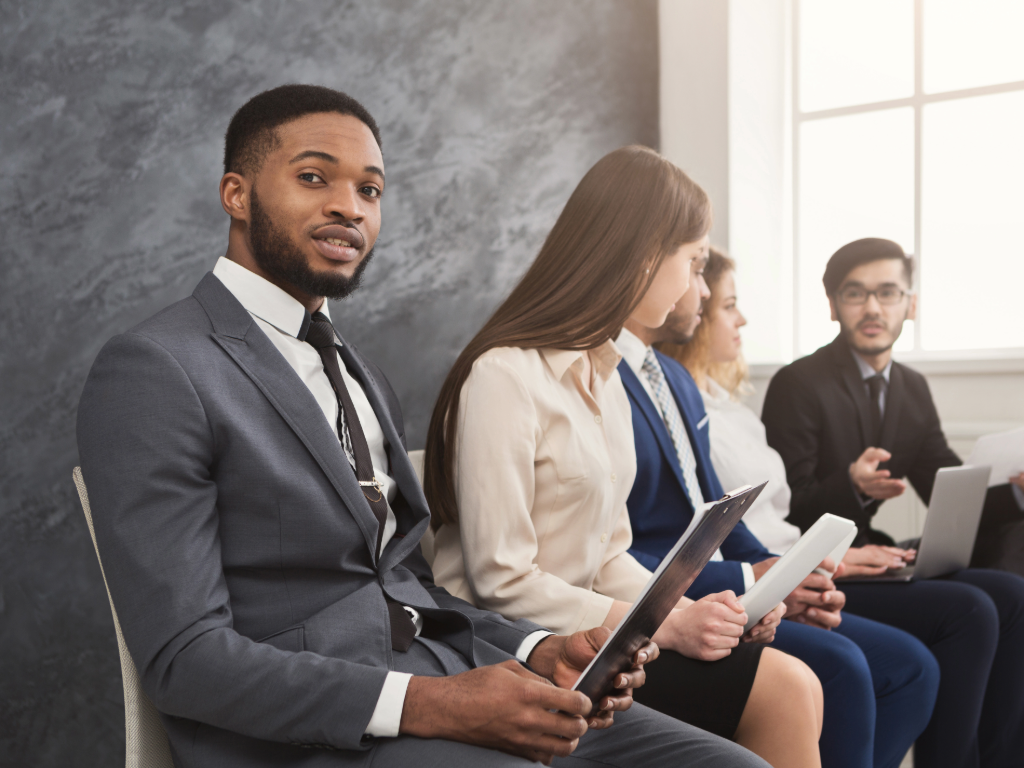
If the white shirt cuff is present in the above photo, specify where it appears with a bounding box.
[741,562,755,593]
[516,630,555,663]
[364,671,412,738]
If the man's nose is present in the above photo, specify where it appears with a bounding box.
[863,293,882,314]
[324,185,364,222]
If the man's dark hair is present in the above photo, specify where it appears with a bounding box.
[223,84,382,178]
[822,238,914,295]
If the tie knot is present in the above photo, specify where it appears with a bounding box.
[305,312,337,350]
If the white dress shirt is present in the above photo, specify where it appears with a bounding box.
[213,258,547,738]
[615,329,755,591]
[701,379,802,554]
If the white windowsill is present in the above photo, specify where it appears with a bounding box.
[750,349,1024,378]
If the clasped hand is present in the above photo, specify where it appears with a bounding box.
[654,591,785,661]
[400,627,657,765]
[752,556,846,630]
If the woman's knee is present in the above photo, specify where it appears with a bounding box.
[753,649,823,720]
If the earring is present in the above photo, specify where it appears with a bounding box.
[645,268,650,274]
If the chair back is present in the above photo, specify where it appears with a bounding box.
[73,467,175,768]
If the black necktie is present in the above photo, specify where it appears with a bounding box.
[866,374,885,446]
[304,311,416,652]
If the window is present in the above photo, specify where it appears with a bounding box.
[791,0,1024,358]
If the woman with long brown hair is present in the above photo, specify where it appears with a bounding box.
[424,146,823,767]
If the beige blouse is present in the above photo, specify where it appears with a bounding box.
[431,342,653,636]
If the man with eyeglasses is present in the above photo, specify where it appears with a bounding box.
[761,237,1024,767]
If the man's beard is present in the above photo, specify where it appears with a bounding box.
[660,311,699,346]
[249,188,373,301]
[841,317,906,358]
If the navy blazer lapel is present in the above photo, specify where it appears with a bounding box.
[831,337,874,449]
[193,273,382,560]
[336,341,430,573]
[618,361,690,502]
[658,353,718,502]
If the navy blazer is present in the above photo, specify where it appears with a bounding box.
[621,351,773,598]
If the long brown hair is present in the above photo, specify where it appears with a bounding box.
[660,246,752,397]
[424,145,712,528]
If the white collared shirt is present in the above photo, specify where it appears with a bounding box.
[212,257,548,737]
[615,328,754,591]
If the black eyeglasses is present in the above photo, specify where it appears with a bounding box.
[836,286,910,306]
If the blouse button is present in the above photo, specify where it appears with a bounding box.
[610,473,617,483]
[600,533,608,543]
[594,414,603,424]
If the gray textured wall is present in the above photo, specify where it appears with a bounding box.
[0,1,658,764]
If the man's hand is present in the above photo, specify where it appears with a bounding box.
[1010,472,1024,493]
[850,447,907,500]
[743,602,785,644]
[783,565,845,630]
[401,660,592,765]
[654,591,747,661]
[527,629,657,729]
[839,545,915,578]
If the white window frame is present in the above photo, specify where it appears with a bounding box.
[790,0,1024,364]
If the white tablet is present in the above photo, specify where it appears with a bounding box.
[739,514,856,632]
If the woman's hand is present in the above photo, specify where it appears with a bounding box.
[743,602,785,644]
[653,591,747,661]
[839,545,915,578]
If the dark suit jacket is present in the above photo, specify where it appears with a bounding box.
[76,273,543,767]
[620,353,773,598]
[762,334,965,546]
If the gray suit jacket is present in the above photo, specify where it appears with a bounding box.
[76,272,545,767]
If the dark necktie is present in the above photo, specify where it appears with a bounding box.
[866,374,885,446]
[304,311,416,652]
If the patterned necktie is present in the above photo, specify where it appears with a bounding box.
[303,311,416,652]
[641,348,705,513]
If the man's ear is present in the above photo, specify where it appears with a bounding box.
[220,172,250,222]
[828,295,839,323]
[907,292,917,321]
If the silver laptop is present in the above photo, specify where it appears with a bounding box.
[842,464,991,582]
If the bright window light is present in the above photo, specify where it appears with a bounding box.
[921,90,1024,350]
[797,108,915,354]
[799,0,914,113]
[923,0,1024,94]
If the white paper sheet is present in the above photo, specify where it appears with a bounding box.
[967,426,1024,487]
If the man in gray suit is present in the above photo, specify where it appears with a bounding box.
[76,85,768,768]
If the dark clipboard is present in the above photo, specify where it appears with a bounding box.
[571,482,767,710]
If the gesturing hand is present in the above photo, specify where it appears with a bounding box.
[655,591,747,661]
[840,545,915,578]
[401,659,592,765]
[1010,472,1024,493]
[529,628,658,728]
[850,447,907,500]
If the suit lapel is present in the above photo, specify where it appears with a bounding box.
[193,274,383,560]
[337,342,430,573]
[831,337,874,449]
[618,361,690,503]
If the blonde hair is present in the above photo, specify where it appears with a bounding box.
[658,246,753,400]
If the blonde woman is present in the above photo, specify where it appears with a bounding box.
[424,147,822,768]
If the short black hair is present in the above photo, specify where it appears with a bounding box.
[822,238,914,295]
[223,84,382,178]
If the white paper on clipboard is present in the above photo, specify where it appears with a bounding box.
[739,514,856,632]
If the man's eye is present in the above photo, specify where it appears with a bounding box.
[361,186,381,199]
[298,173,324,183]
